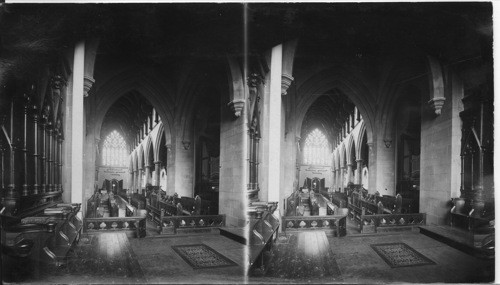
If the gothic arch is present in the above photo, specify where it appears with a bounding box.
[294,67,375,146]
[153,122,165,162]
[378,53,429,145]
[356,121,367,160]
[346,134,356,165]
[91,68,174,147]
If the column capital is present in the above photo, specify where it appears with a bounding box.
[356,159,364,163]
[383,139,392,148]
[153,160,162,165]
[227,99,245,118]
[247,73,265,88]
[83,76,95,97]
[182,141,191,150]
[428,97,446,116]
[51,75,67,90]
[281,73,294,96]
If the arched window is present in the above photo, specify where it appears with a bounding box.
[102,130,128,166]
[303,129,330,165]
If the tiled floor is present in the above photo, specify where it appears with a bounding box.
[129,233,245,284]
[5,228,494,284]
[249,231,495,284]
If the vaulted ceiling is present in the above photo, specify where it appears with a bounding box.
[300,90,355,148]
[100,90,153,150]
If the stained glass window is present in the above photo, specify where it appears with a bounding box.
[303,129,330,165]
[102,130,128,166]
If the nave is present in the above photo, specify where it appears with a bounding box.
[0,3,494,284]
[250,230,494,284]
[5,226,245,284]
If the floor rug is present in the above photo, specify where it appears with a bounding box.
[371,242,436,268]
[172,244,238,269]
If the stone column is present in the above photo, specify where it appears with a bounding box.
[40,121,47,193]
[346,163,353,185]
[339,166,345,191]
[130,170,135,193]
[47,125,53,192]
[22,97,29,196]
[135,170,139,192]
[4,99,20,215]
[0,145,4,193]
[356,159,363,185]
[334,169,339,191]
[154,161,161,187]
[70,40,85,210]
[331,168,336,192]
[264,44,283,203]
[129,170,134,191]
[32,105,40,195]
[137,167,143,193]
[144,164,151,187]
[57,135,63,192]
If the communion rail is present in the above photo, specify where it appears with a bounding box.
[158,214,226,235]
[281,215,347,237]
[357,213,426,233]
[83,217,147,238]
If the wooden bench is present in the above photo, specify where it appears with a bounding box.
[450,198,494,231]
[248,211,280,272]
[2,203,83,282]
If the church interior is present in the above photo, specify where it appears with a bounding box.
[0,2,495,284]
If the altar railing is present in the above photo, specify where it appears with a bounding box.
[83,217,146,238]
[358,213,426,233]
[159,214,226,234]
[281,215,347,237]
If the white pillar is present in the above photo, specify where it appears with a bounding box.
[71,40,85,217]
[266,44,283,203]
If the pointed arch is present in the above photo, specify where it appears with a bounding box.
[356,121,367,160]
[153,122,164,162]
[294,67,376,145]
[346,134,356,165]
[91,67,174,149]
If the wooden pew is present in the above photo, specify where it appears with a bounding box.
[2,203,83,282]
[248,211,280,272]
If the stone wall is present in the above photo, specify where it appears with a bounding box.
[420,72,463,225]
[218,106,247,227]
